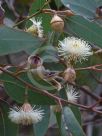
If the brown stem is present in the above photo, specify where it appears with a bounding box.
[94,49,102,54]
[89,99,102,108]
[13,0,51,28]
[0,67,102,114]
[75,64,102,72]
[91,73,102,84]
[13,3,74,27]
[42,9,74,16]
[67,82,100,101]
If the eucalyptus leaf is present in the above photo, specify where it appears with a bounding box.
[0,101,18,136]
[76,54,102,90]
[0,25,43,55]
[55,0,63,9]
[18,125,35,136]
[65,16,102,48]
[63,107,86,136]
[34,106,50,136]
[0,68,55,104]
[61,0,102,26]
[55,111,68,136]
[70,105,82,125]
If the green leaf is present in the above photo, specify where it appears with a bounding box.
[0,101,18,136]
[61,0,102,26]
[70,105,82,125]
[34,106,50,136]
[62,0,96,18]
[0,68,56,104]
[0,25,42,55]
[55,111,68,136]
[63,107,86,136]
[76,54,102,90]
[18,125,35,136]
[65,16,102,48]
[29,0,51,34]
[55,0,63,9]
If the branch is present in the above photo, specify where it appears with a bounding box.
[0,67,102,114]
[94,49,102,54]
[66,81,101,101]
[75,64,102,72]
[13,1,74,28]
[13,0,51,28]
[91,73,102,84]
[42,9,74,16]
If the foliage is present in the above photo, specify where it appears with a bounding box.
[0,0,102,136]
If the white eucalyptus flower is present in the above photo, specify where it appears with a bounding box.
[66,85,79,102]
[9,103,44,125]
[58,37,93,63]
[26,17,43,38]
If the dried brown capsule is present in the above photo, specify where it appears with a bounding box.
[28,55,43,69]
[50,14,64,32]
[96,6,102,17]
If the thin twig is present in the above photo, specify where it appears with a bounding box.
[13,0,51,28]
[91,73,102,84]
[94,49,102,54]
[67,81,100,101]
[13,0,74,28]
[42,9,74,16]
[75,64,102,72]
[0,67,102,114]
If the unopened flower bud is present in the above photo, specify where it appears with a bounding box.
[28,55,43,69]
[50,14,64,32]
[63,67,76,83]
[21,102,32,112]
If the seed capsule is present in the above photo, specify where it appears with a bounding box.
[28,55,43,69]
[50,14,64,32]
[96,6,102,17]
